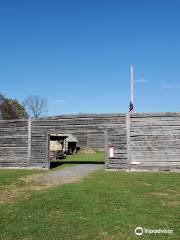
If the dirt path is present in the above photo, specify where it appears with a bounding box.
[24,164,104,187]
[0,164,104,203]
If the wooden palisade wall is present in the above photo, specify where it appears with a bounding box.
[105,116,127,169]
[130,113,180,171]
[0,112,180,171]
[106,112,180,171]
[0,119,29,167]
[31,113,126,167]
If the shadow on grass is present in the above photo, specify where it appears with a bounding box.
[50,160,105,169]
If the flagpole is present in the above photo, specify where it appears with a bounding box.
[129,64,134,112]
[130,64,134,105]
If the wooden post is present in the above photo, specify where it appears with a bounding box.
[46,133,50,168]
[28,118,32,166]
[126,113,131,170]
[104,130,108,168]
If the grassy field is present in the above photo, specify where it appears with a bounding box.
[0,169,42,190]
[0,167,179,240]
[66,150,105,161]
[50,150,105,168]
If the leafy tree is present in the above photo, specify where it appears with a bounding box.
[22,96,47,118]
[0,99,28,120]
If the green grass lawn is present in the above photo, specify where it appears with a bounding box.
[0,169,179,240]
[65,150,105,162]
[0,169,42,190]
[50,151,105,169]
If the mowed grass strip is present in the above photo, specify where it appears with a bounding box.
[0,169,43,188]
[50,151,105,169]
[66,150,105,162]
[0,170,179,240]
[0,169,44,203]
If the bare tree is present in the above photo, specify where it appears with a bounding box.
[22,96,47,118]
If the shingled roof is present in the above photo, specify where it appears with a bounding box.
[50,133,78,142]
[65,134,78,143]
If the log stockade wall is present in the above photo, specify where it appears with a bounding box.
[0,119,29,167]
[106,112,180,171]
[0,114,125,168]
[31,114,125,167]
[0,113,180,171]
[129,113,180,171]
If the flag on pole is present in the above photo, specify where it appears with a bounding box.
[129,101,134,112]
[129,64,134,112]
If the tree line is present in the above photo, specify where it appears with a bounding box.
[0,93,47,120]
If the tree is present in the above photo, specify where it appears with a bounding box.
[22,96,47,118]
[0,99,28,120]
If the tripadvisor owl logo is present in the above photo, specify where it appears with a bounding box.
[135,227,143,236]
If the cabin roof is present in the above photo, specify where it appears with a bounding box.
[66,134,78,143]
[50,133,78,142]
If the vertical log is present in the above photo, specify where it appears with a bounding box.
[28,118,32,166]
[45,133,50,168]
[126,113,131,170]
[104,130,108,167]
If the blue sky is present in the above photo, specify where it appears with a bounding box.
[0,0,180,115]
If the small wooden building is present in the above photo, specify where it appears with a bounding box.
[65,134,78,154]
[49,133,78,159]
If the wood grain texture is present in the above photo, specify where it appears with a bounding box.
[28,118,32,166]
[0,112,180,171]
[0,120,29,167]
[31,114,126,167]
[106,119,127,170]
[126,113,131,170]
[130,113,180,171]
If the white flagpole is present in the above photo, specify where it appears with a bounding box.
[130,64,134,105]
